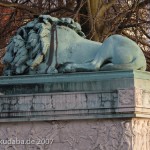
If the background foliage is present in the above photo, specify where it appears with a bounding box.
[0,0,150,74]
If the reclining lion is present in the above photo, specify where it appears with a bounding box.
[2,15,146,75]
[60,34,146,72]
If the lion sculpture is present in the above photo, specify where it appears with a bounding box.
[2,15,146,75]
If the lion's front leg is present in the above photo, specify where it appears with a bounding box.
[36,63,58,74]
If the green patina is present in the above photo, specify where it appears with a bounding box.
[2,15,146,75]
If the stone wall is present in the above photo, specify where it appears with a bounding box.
[0,119,149,150]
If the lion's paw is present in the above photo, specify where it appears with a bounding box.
[47,67,58,74]
[58,63,76,73]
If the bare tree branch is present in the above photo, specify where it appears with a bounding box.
[0,0,38,14]
[119,21,150,29]
[123,31,150,47]
[138,0,150,8]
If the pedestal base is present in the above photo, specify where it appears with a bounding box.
[0,71,150,150]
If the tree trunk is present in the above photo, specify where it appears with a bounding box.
[87,0,116,41]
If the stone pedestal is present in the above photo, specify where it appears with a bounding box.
[0,70,150,150]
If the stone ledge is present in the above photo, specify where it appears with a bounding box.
[0,70,150,95]
[0,70,150,122]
